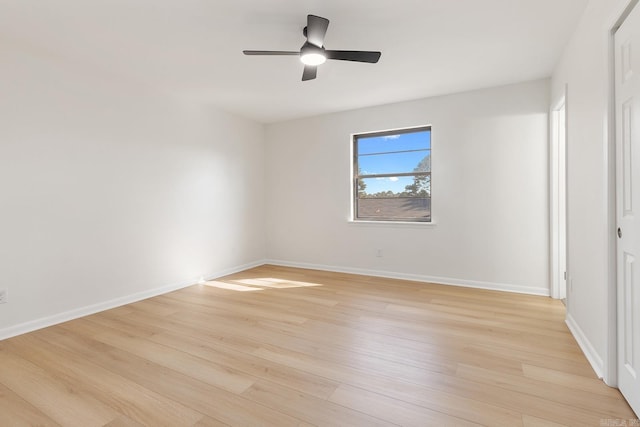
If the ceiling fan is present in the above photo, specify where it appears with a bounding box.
[243,14,382,81]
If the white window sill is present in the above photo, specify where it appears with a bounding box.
[347,220,437,229]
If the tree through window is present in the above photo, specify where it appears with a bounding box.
[353,126,431,222]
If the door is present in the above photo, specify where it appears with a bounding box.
[616,1,640,416]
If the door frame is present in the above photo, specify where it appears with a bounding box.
[550,90,568,301]
[606,0,639,387]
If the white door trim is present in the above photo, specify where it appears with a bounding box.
[550,90,567,301]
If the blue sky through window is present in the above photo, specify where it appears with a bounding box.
[357,129,431,194]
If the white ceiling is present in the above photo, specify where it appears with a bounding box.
[0,0,589,123]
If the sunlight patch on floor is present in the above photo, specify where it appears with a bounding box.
[202,277,322,292]
[202,281,263,292]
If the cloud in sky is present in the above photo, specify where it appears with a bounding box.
[389,177,399,182]
[382,135,401,140]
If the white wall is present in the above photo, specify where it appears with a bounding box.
[265,79,550,295]
[0,41,265,338]
[551,0,635,381]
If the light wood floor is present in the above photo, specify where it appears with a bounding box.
[0,265,636,426]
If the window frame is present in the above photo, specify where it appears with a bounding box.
[352,125,432,223]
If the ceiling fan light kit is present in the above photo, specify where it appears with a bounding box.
[243,14,381,81]
[300,43,326,66]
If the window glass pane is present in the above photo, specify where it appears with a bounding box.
[357,130,431,155]
[357,176,430,198]
[357,197,431,221]
[353,126,431,223]
[358,151,430,175]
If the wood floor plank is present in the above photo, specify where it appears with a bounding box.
[465,341,599,377]
[456,363,636,419]
[3,333,204,427]
[192,416,232,427]
[251,344,526,426]
[522,364,624,398]
[0,382,62,427]
[328,383,484,427]
[0,265,635,426]
[521,415,569,427]
[241,380,397,427]
[88,327,256,394]
[0,346,119,426]
[102,415,147,427]
[149,329,340,399]
[35,326,305,427]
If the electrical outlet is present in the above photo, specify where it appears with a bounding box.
[0,288,7,304]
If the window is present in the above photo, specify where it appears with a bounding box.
[353,126,431,222]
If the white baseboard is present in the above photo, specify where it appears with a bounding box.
[1,258,550,341]
[566,313,604,379]
[264,259,550,296]
[0,259,265,341]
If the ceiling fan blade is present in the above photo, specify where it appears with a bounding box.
[326,50,381,63]
[306,15,329,47]
[302,65,317,81]
[243,50,299,56]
